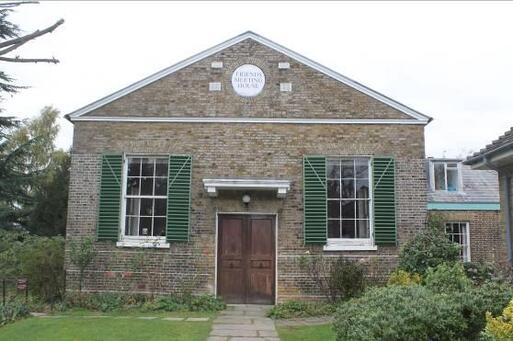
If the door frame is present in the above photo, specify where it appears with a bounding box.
[215,211,278,304]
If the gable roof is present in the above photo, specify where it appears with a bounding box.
[66,31,432,123]
[464,127,513,167]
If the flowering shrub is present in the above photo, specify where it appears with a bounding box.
[387,269,422,286]
[483,299,513,341]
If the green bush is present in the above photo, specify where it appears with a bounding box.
[268,301,336,319]
[334,285,467,341]
[424,263,472,294]
[20,236,64,302]
[398,225,461,276]
[144,294,225,312]
[0,301,30,326]
[65,292,148,312]
[65,292,225,313]
[333,279,513,340]
[387,269,422,286]
[464,261,499,285]
[299,255,365,302]
[329,257,365,302]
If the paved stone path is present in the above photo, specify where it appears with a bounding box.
[207,304,279,341]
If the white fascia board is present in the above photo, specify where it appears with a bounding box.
[67,31,431,123]
[203,178,291,198]
[70,115,428,125]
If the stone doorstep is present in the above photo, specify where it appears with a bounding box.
[214,318,254,325]
[210,329,258,337]
[206,337,228,341]
[212,323,275,331]
[258,330,278,337]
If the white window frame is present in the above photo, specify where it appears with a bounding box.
[429,161,463,192]
[445,221,471,262]
[117,154,170,248]
[324,157,376,251]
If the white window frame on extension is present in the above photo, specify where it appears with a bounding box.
[324,157,377,251]
[445,222,471,262]
[429,161,463,192]
[116,154,170,249]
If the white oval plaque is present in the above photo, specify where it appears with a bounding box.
[231,64,265,97]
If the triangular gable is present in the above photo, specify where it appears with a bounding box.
[66,31,431,123]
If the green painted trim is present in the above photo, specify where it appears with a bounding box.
[428,202,500,211]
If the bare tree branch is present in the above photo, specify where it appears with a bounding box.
[0,56,58,63]
[0,18,64,49]
[0,40,27,56]
[0,1,39,9]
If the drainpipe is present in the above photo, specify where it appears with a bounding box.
[504,175,513,266]
[485,156,513,266]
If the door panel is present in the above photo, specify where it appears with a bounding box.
[247,217,275,304]
[217,215,275,304]
[217,217,245,303]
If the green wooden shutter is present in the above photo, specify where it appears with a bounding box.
[303,156,327,244]
[373,157,397,245]
[97,154,123,241]
[166,155,192,242]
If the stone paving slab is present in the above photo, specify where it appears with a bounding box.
[136,316,158,320]
[186,317,210,321]
[211,330,258,337]
[208,304,279,340]
[162,317,184,321]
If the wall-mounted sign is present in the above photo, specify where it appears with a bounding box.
[231,64,265,97]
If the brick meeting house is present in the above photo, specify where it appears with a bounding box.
[65,31,436,304]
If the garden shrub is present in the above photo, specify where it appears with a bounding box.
[299,255,365,303]
[482,299,513,341]
[334,285,467,341]
[464,261,499,285]
[0,301,30,326]
[387,269,422,286]
[398,224,460,276]
[65,292,148,312]
[334,279,513,341]
[268,301,336,319]
[424,262,472,294]
[143,294,225,312]
[65,292,225,313]
[68,237,96,293]
[329,257,365,302]
[20,236,65,302]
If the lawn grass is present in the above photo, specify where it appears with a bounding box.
[0,311,215,341]
[277,323,336,341]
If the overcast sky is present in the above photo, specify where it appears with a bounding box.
[2,1,512,158]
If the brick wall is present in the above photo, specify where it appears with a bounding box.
[66,122,427,301]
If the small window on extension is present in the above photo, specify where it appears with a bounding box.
[432,162,460,192]
[446,163,459,192]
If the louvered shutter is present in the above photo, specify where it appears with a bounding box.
[372,157,397,245]
[303,156,327,244]
[166,155,192,242]
[97,154,123,241]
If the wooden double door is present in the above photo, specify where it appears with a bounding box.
[217,214,275,304]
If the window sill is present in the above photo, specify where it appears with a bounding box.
[116,239,170,249]
[323,244,378,251]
